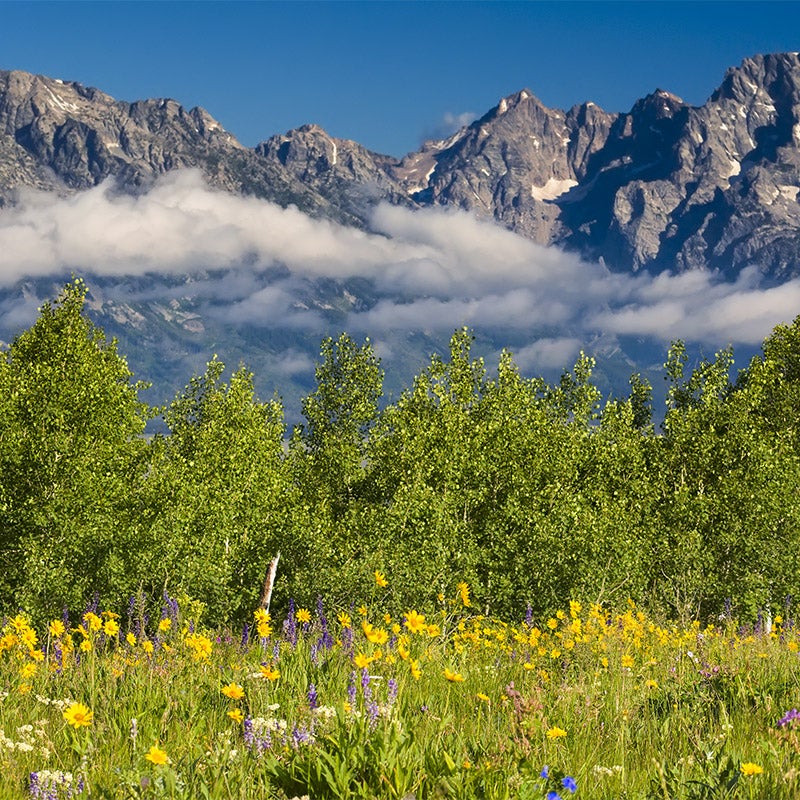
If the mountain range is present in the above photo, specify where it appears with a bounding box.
[1,52,799,414]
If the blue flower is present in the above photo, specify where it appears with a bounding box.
[562,775,577,793]
[540,765,550,779]
[546,792,562,800]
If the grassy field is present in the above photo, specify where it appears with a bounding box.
[1,580,799,798]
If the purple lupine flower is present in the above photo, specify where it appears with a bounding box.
[29,772,39,798]
[526,604,534,627]
[361,668,372,696]
[307,683,318,710]
[387,678,398,706]
[309,642,320,667]
[284,599,298,646]
[243,717,254,748]
[52,641,63,674]
[347,671,357,708]
[291,724,314,748]
[778,708,800,727]
[272,641,281,661]
[562,776,577,793]
[366,698,380,729]
[240,623,250,650]
[342,625,354,655]
[316,596,334,650]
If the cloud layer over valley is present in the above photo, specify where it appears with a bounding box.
[0,170,797,381]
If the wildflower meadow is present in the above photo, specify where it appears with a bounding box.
[2,582,800,798]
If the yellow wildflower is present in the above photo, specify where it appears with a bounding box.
[409,659,422,680]
[158,618,172,633]
[79,639,92,653]
[477,692,490,703]
[145,743,170,765]
[63,702,93,728]
[49,620,65,638]
[83,612,102,633]
[354,652,372,670]
[104,619,120,637]
[374,570,388,588]
[260,664,280,681]
[142,640,154,656]
[19,662,37,679]
[126,632,136,647]
[221,682,245,700]
[546,726,567,739]
[404,610,426,635]
[227,708,244,723]
[444,668,465,682]
[18,683,32,695]
[457,582,471,607]
[296,608,311,624]
[740,763,763,777]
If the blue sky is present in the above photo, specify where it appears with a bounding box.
[2,1,799,156]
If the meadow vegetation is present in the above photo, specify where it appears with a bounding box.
[1,279,800,797]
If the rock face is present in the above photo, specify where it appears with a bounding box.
[3,53,800,276]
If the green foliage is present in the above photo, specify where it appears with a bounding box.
[0,279,151,618]
[2,281,800,628]
[141,357,292,622]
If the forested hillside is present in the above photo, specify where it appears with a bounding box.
[1,280,798,624]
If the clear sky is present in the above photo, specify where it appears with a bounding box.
[1,1,799,156]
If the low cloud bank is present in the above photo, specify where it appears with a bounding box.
[0,170,797,359]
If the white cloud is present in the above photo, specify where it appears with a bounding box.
[0,169,797,366]
[424,111,478,142]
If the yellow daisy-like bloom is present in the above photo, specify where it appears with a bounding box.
[49,620,65,638]
[19,662,37,679]
[145,743,170,765]
[18,683,32,695]
[457,582,471,607]
[404,610,426,635]
[337,612,352,629]
[28,648,44,662]
[104,619,120,637]
[362,621,388,645]
[296,608,311,624]
[221,682,245,700]
[83,612,102,633]
[374,570,388,588]
[477,692,490,703]
[63,702,93,728]
[621,654,635,668]
[227,708,244,723]
[409,659,422,680]
[79,639,92,653]
[126,632,137,646]
[444,668,465,682]
[21,628,38,649]
[158,618,172,633]
[354,652,372,670]
[142,640,154,656]
[257,620,273,638]
[546,726,567,739]
[741,763,763,777]
[260,664,280,681]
